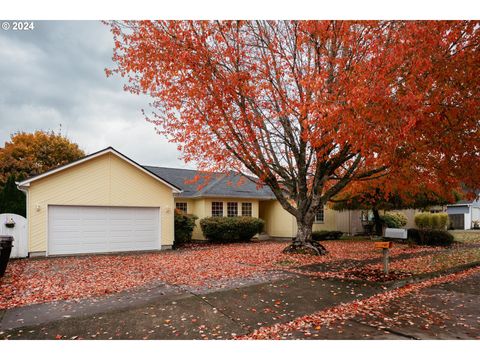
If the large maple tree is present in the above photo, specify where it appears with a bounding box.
[108,21,479,254]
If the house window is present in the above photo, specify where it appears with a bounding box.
[176,202,188,213]
[315,207,324,223]
[211,202,223,217]
[227,202,238,217]
[242,202,252,217]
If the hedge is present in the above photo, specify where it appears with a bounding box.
[414,212,449,230]
[407,228,454,247]
[311,230,343,241]
[200,216,265,242]
[174,210,198,247]
[380,212,407,229]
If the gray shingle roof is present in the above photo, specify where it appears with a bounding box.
[143,166,276,199]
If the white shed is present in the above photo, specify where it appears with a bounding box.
[446,196,480,230]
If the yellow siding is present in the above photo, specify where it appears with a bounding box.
[27,153,175,252]
[259,200,296,238]
[174,197,204,240]
[334,210,353,234]
[175,197,260,240]
[259,200,337,238]
[312,207,336,232]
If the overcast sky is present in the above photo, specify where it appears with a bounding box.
[0,20,188,168]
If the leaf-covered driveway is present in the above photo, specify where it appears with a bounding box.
[0,240,452,310]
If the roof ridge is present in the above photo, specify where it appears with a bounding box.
[195,173,228,196]
[143,165,225,176]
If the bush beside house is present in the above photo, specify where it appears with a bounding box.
[200,216,264,243]
[407,228,454,247]
[380,212,408,228]
[414,212,449,230]
[174,209,198,247]
[0,175,26,217]
[311,230,343,241]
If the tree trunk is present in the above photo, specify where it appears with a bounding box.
[283,217,328,256]
[372,208,383,236]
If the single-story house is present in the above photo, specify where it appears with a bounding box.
[446,194,480,230]
[16,147,337,257]
[144,166,337,240]
[19,146,447,257]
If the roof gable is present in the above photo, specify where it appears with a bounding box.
[17,147,182,193]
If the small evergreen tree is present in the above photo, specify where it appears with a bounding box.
[0,175,26,217]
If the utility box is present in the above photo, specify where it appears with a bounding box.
[384,228,408,240]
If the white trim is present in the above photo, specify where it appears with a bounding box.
[314,206,325,223]
[16,147,182,193]
[45,204,50,256]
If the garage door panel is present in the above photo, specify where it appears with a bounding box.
[48,206,160,255]
[51,219,83,227]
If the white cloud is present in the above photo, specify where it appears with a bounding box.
[0,20,187,168]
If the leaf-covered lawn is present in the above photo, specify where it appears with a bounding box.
[0,240,429,310]
[389,247,480,273]
[337,247,480,282]
[450,230,480,244]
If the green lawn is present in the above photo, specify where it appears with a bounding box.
[450,230,480,244]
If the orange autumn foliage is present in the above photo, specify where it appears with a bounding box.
[0,131,85,186]
[107,21,480,240]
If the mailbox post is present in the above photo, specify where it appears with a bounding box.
[375,241,393,274]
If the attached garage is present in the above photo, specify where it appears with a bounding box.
[48,205,161,255]
[17,147,181,257]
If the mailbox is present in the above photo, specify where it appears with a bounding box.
[375,241,393,249]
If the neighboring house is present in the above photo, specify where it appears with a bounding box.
[333,209,420,235]
[16,147,338,257]
[446,194,480,230]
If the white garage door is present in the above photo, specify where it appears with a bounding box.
[48,205,160,255]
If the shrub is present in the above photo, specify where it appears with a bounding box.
[407,228,454,247]
[174,209,198,247]
[0,175,26,217]
[414,212,449,230]
[432,213,449,229]
[380,212,408,228]
[200,216,265,243]
[414,213,429,229]
[311,230,343,241]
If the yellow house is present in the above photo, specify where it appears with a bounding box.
[144,166,337,241]
[16,147,343,257]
